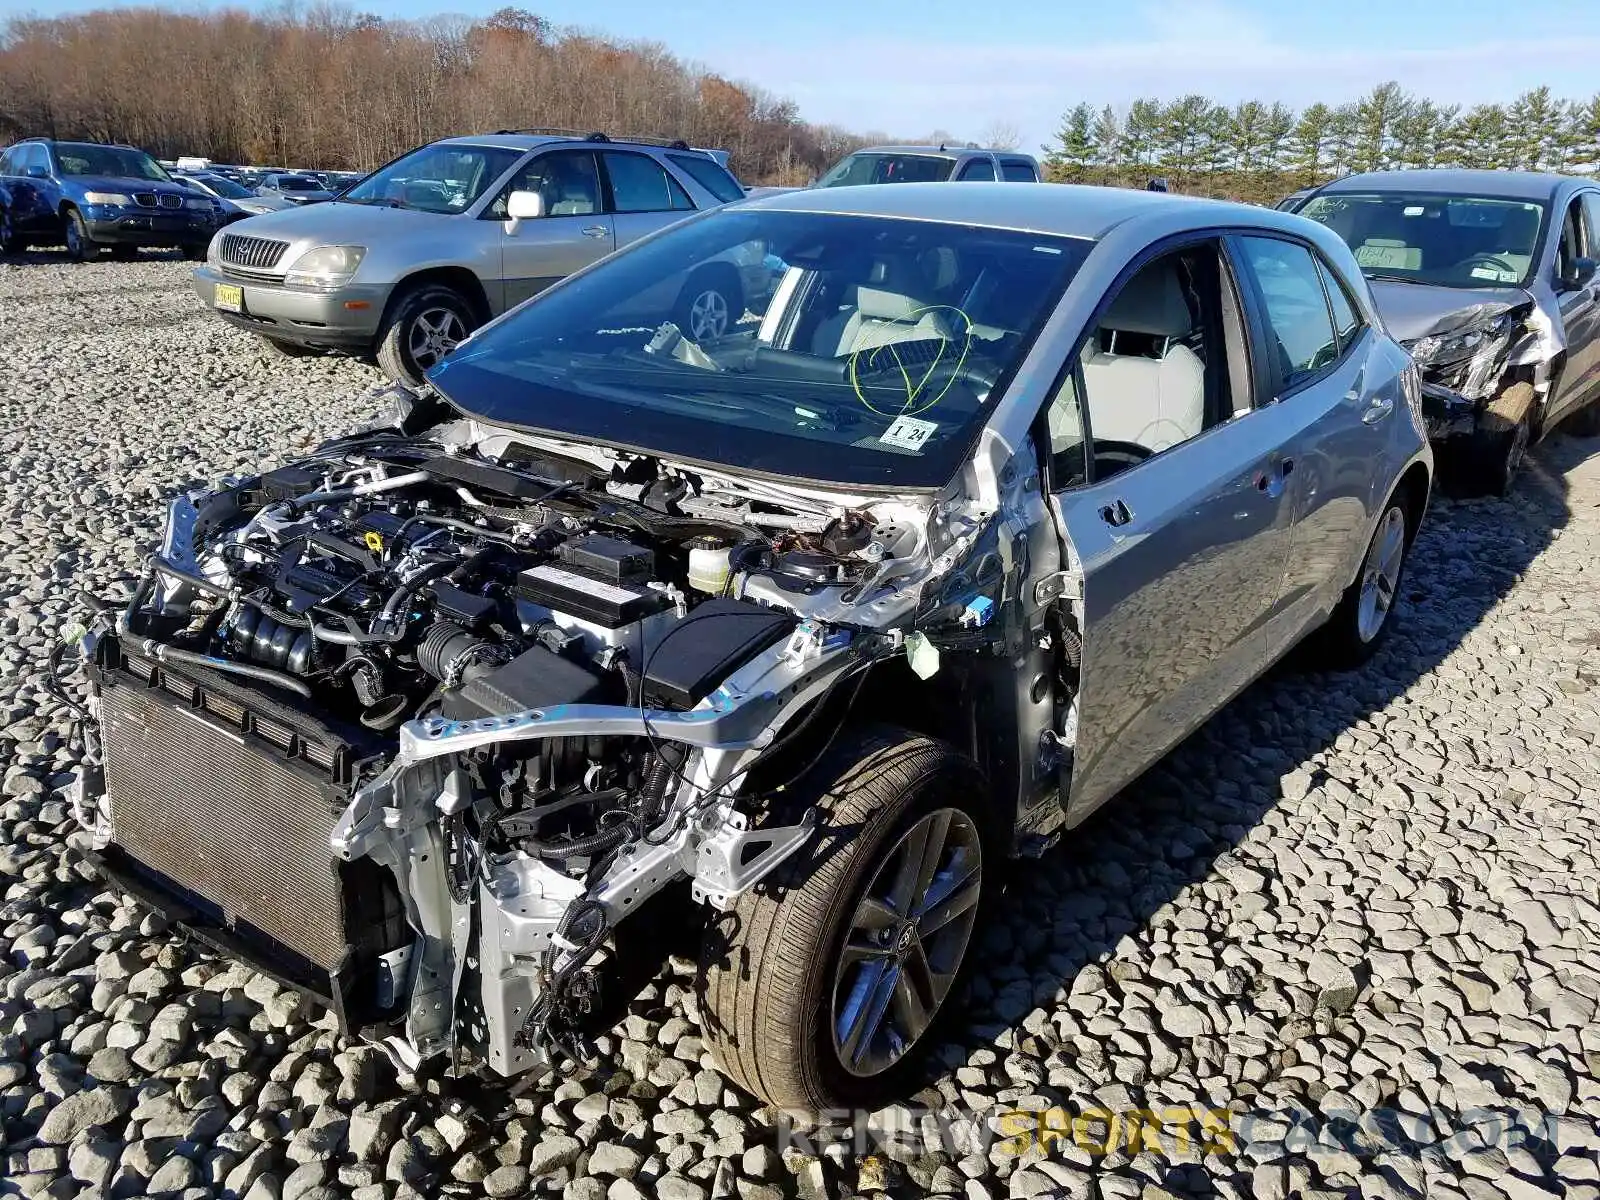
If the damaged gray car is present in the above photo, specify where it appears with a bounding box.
[1300,170,1600,494]
[68,184,1431,1111]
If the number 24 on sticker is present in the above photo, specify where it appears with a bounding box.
[879,415,939,451]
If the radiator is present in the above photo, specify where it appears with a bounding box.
[97,661,355,971]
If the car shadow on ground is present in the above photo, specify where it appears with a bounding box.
[0,246,189,267]
[900,430,1600,1194]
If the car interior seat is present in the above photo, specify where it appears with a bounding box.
[1080,261,1206,453]
[813,257,961,356]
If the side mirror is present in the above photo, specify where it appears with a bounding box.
[505,189,544,234]
[25,165,48,179]
[1565,256,1598,290]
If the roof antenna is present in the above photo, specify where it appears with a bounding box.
[938,142,947,153]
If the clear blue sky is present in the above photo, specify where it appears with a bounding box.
[5,0,1599,152]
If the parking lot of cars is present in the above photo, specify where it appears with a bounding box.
[1,246,1598,1198]
[4,125,1600,1198]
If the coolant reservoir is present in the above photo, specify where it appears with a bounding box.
[686,535,734,595]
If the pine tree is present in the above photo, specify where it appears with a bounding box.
[1043,102,1098,181]
[1092,105,1123,181]
[1352,82,1409,172]
[1508,87,1562,170]
[1288,102,1335,182]
[1122,99,1162,169]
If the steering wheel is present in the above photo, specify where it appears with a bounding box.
[1091,439,1153,479]
[1460,253,1518,278]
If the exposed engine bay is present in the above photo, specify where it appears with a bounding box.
[68,407,1067,1075]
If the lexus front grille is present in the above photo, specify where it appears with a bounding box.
[221,234,290,272]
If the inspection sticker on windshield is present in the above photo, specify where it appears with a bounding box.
[879,415,939,452]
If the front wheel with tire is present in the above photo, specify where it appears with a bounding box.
[675,267,742,342]
[63,208,100,262]
[1463,381,1536,497]
[699,726,990,1112]
[375,283,478,386]
[1311,490,1414,669]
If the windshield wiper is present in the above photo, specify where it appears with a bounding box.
[1362,271,1420,284]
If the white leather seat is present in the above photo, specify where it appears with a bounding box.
[816,285,957,356]
[1081,264,1205,453]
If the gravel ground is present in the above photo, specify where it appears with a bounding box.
[2,252,1600,1200]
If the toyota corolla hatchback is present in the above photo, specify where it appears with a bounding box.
[72,183,1429,1112]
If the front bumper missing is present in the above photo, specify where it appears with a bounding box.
[1420,380,1481,442]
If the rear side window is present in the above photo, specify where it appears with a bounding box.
[957,158,996,182]
[667,153,744,204]
[602,152,694,214]
[1000,158,1039,182]
[1237,237,1341,389]
[1316,258,1362,350]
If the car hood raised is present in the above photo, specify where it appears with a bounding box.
[224,201,447,241]
[1368,279,1534,343]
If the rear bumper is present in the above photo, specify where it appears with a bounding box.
[192,263,388,349]
[83,209,215,247]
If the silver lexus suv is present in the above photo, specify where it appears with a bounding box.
[193,131,753,384]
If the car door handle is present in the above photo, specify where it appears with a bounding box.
[1361,395,1395,424]
[580,225,609,239]
[1098,498,1134,528]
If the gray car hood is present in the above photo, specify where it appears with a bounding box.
[227,201,445,240]
[1367,279,1535,343]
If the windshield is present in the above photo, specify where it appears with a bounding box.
[196,173,253,199]
[340,143,521,213]
[276,176,324,191]
[818,153,956,187]
[1301,191,1548,288]
[429,209,1089,488]
[55,143,169,181]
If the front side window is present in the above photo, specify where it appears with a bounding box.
[817,153,955,187]
[1238,237,1340,388]
[602,152,693,214]
[1301,191,1547,288]
[1068,243,1238,478]
[341,144,521,215]
[430,210,1090,487]
[667,153,745,203]
[485,150,602,219]
[957,158,996,182]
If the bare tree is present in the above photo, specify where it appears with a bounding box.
[978,119,1021,151]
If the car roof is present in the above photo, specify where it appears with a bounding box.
[846,145,1033,159]
[432,133,706,154]
[1319,169,1582,202]
[740,181,1269,240]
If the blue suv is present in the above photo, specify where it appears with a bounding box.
[0,138,219,261]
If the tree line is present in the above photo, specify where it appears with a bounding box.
[1044,84,1600,203]
[0,6,871,185]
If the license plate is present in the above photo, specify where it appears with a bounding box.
[214,283,243,313]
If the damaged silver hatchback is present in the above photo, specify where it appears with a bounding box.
[70,184,1432,1111]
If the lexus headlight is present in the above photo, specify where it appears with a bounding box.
[283,245,366,289]
[83,192,131,206]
